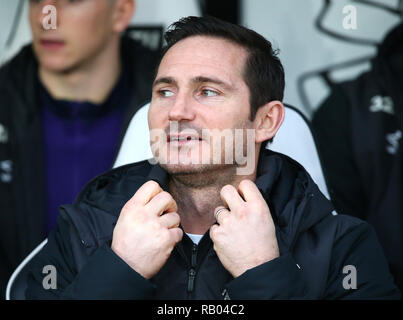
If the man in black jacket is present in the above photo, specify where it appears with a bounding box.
[0,0,157,298]
[26,16,400,299]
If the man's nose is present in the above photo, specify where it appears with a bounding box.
[168,93,196,122]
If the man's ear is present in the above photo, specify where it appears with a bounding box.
[112,0,135,33]
[253,101,285,144]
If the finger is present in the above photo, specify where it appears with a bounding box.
[159,212,180,229]
[130,180,162,206]
[220,184,244,211]
[169,227,183,244]
[209,224,219,241]
[237,179,265,203]
[145,191,178,216]
[214,206,230,225]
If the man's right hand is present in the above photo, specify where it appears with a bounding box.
[111,181,183,279]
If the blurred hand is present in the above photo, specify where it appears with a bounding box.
[210,179,279,277]
[111,181,183,279]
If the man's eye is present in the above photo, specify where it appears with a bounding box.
[201,89,219,97]
[159,90,174,97]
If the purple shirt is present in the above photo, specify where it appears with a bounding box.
[40,73,130,234]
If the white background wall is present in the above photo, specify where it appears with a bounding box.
[243,0,401,117]
[0,0,401,118]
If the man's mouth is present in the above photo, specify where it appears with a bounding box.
[39,39,65,50]
[167,135,203,144]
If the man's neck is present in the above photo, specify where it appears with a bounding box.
[39,38,122,104]
[169,166,257,235]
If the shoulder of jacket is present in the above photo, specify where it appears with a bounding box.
[57,160,155,249]
[122,35,159,57]
[317,213,369,242]
[0,44,36,81]
[121,35,159,72]
[74,159,153,204]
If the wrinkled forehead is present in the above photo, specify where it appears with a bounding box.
[156,36,249,82]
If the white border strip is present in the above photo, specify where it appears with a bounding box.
[6,239,48,300]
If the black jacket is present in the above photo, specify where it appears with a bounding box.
[25,150,400,299]
[0,36,158,298]
[311,22,403,293]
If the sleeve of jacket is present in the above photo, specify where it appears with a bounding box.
[311,85,367,219]
[324,216,401,299]
[223,216,401,300]
[25,212,156,300]
[224,253,308,299]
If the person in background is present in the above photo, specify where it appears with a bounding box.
[311,22,403,294]
[0,0,157,298]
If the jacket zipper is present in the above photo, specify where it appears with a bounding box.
[187,244,198,299]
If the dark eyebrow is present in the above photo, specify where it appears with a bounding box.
[153,76,233,91]
[191,76,233,91]
[152,77,177,88]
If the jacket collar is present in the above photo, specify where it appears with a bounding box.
[255,150,333,251]
[145,149,334,252]
[71,149,333,253]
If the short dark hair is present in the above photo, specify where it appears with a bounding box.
[156,16,285,122]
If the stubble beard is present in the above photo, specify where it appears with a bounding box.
[161,162,237,189]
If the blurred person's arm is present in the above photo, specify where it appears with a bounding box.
[311,85,367,219]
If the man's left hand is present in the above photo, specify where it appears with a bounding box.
[210,179,279,278]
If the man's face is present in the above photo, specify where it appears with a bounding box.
[29,0,117,72]
[149,36,256,175]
